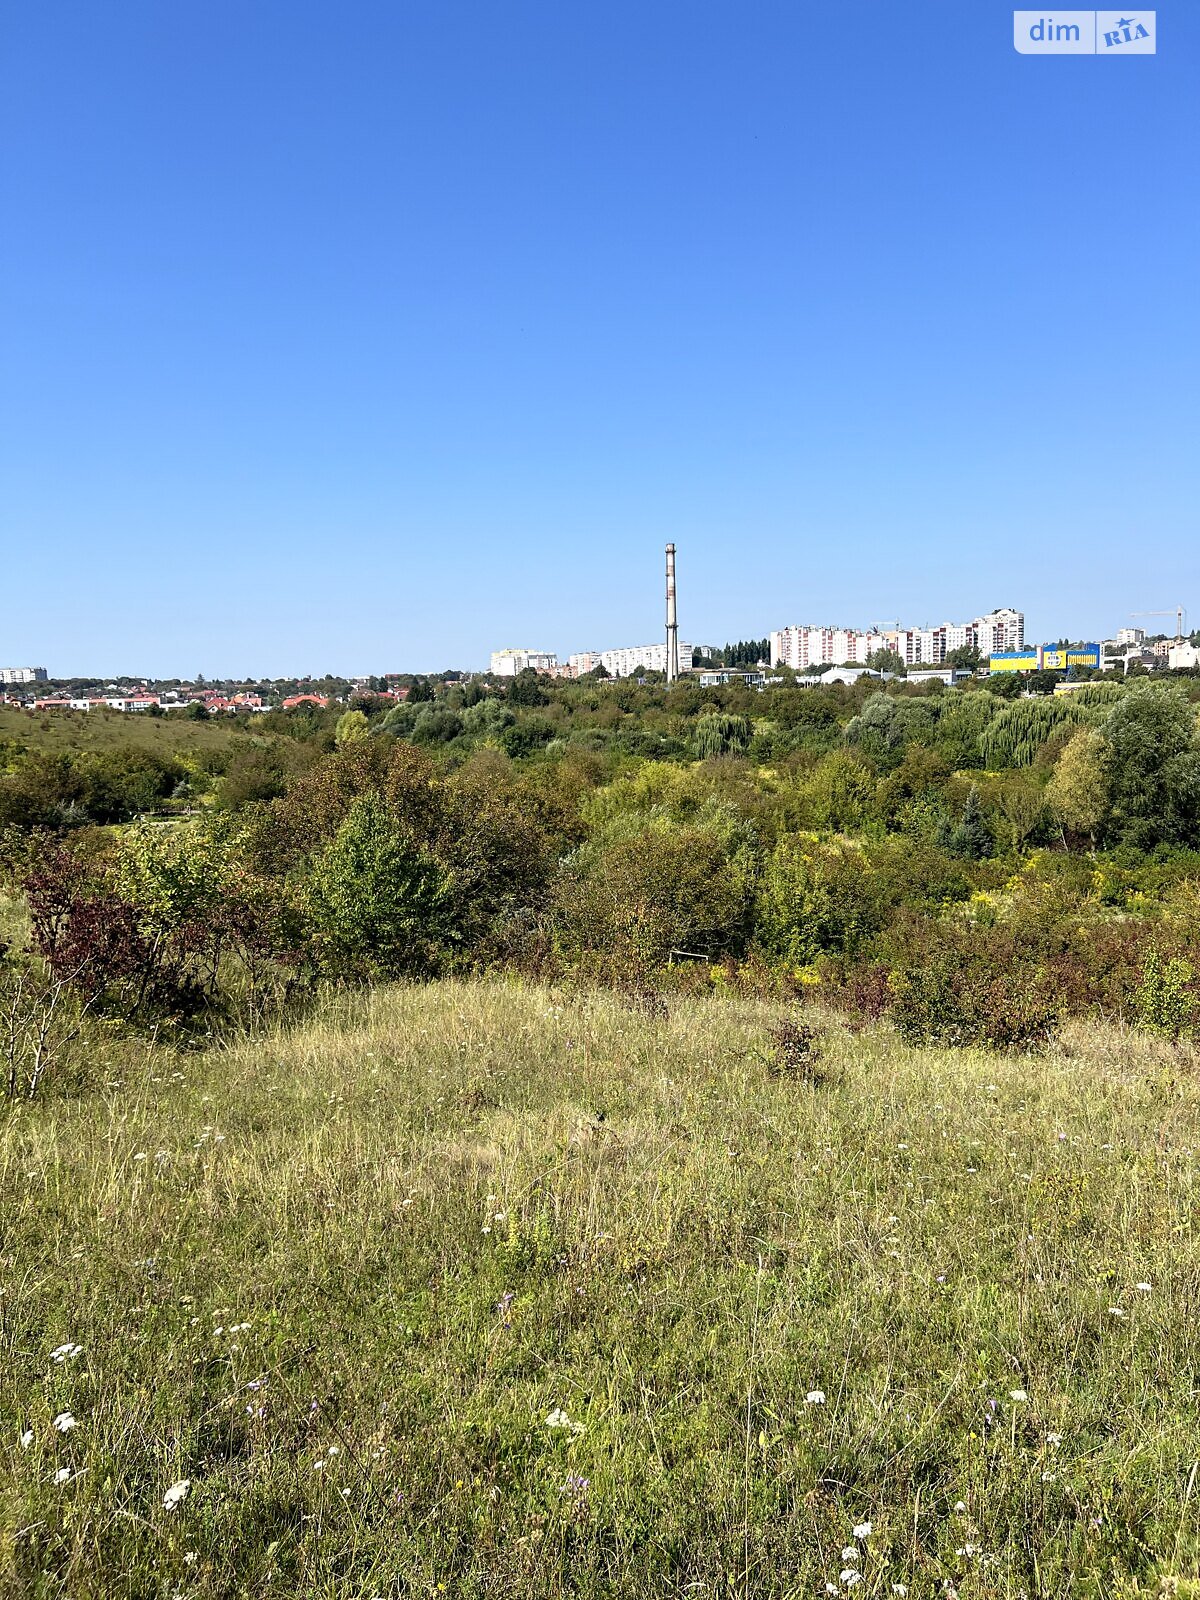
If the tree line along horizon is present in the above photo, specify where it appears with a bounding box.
[2,664,1200,1093]
[18,622,1199,698]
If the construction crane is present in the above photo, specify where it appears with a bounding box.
[1130,607,1187,641]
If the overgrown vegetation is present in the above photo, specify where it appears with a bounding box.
[2,673,1199,1084]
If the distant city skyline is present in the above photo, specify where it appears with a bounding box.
[9,578,1191,681]
[6,588,1195,680]
[3,2,1197,676]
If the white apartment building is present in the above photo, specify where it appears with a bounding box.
[489,648,559,677]
[972,608,1024,657]
[0,666,48,684]
[899,611,1023,664]
[768,627,885,671]
[771,608,1024,670]
[595,642,714,677]
[1168,642,1200,670]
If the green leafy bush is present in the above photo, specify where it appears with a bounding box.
[553,814,756,969]
[889,927,1063,1050]
[756,837,888,965]
[1132,949,1198,1037]
[307,793,451,978]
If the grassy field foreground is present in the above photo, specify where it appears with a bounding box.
[2,984,1199,1599]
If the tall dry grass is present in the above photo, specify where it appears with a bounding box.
[2,981,1198,1597]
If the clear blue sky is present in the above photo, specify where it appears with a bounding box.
[2,2,1196,676]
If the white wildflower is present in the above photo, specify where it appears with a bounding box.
[53,1412,77,1433]
[840,1571,862,1587]
[805,1390,826,1405]
[1009,1389,1028,1402]
[54,1467,72,1485]
[1135,1282,1152,1293]
[841,1545,858,1561]
[954,1500,966,1512]
[1108,1306,1127,1318]
[545,1407,584,1433]
[49,1343,83,1363]
[892,1587,909,1597]
[1045,1432,1063,1446]
[163,1479,191,1512]
[853,1520,872,1540]
[20,1429,33,1448]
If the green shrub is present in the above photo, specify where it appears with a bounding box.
[844,692,937,766]
[307,793,451,978]
[553,815,756,968]
[1132,949,1198,1038]
[756,837,887,965]
[889,927,1062,1050]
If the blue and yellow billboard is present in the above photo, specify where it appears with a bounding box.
[989,650,1039,673]
[989,644,1101,674]
[1041,644,1101,671]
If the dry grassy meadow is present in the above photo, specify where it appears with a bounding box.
[0,707,259,761]
[2,981,1199,1598]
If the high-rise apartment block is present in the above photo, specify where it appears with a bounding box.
[769,609,1023,670]
[590,641,714,678]
[0,666,48,684]
[767,627,886,672]
[489,648,559,677]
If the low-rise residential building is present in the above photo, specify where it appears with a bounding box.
[1113,647,1159,674]
[1168,642,1200,670]
[697,670,768,688]
[111,695,161,711]
[795,666,891,687]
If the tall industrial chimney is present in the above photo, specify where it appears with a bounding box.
[665,542,680,684]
